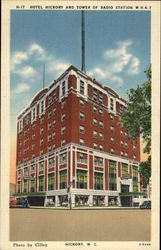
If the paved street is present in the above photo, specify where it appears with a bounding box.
[10,208,151,241]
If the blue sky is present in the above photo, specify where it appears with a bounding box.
[10,10,150,142]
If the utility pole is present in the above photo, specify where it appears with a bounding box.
[81,11,85,73]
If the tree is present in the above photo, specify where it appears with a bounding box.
[121,66,151,188]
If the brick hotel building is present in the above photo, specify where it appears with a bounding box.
[15,65,144,207]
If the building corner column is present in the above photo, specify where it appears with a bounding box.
[89,195,93,207]
[55,195,59,207]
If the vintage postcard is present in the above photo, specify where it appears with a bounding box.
[1,0,160,250]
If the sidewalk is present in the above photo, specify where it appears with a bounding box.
[30,206,140,210]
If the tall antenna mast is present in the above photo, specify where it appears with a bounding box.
[43,64,45,89]
[81,11,85,72]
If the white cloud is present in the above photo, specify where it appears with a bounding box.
[13,83,30,94]
[29,43,46,59]
[11,51,28,71]
[47,60,70,78]
[87,40,140,86]
[16,66,37,79]
[128,57,140,75]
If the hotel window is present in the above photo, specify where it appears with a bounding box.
[18,170,21,177]
[109,160,117,191]
[99,92,103,104]
[48,111,51,119]
[25,114,30,125]
[48,146,51,152]
[80,138,85,145]
[30,164,35,173]
[53,89,56,101]
[120,130,123,136]
[48,122,51,130]
[32,123,35,128]
[53,144,55,150]
[61,140,66,146]
[111,137,114,144]
[59,170,67,189]
[133,145,136,150]
[62,81,65,96]
[125,142,128,148]
[93,131,97,138]
[133,166,138,192]
[99,145,103,151]
[40,149,43,156]
[121,151,124,157]
[40,138,43,145]
[53,119,56,126]
[24,139,26,145]
[48,157,55,168]
[30,180,35,192]
[99,109,103,116]
[93,88,98,101]
[93,143,98,149]
[52,132,56,139]
[93,106,98,113]
[61,113,66,121]
[110,98,114,111]
[99,133,104,140]
[99,121,103,128]
[78,153,87,164]
[80,112,85,120]
[125,152,128,158]
[122,163,128,177]
[19,119,23,132]
[94,172,103,190]
[94,156,103,166]
[110,114,114,121]
[76,170,87,189]
[133,155,136,160]
[80,80,84,95]
[48,173,55,191]
[53,107,56,115]
[38,176,44,192]
[23,180,28,193]
[120,104,125,116]
[111,148,114,154]
[61,127,65,135]
[40,127,44,135]
[32,144,35,150]
[48,95,52,106]
[40,99,45,114]
[93,118,98,125]
[48,134,52,142]
[39,162,44,171]
[17,181,21,193]
[60,153,67,164]
[61,100,65,109]
[80,125,85,134]
[125,132,128,137]
[80,99,85,107]
[40,117,44,125]
[32,107,36,121]
[121,140,123,147]
[32,154,35,159]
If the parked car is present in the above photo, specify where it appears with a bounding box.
[10,198,30,208]
[140,200,151,209]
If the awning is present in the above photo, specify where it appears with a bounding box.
[14,192,46,197]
